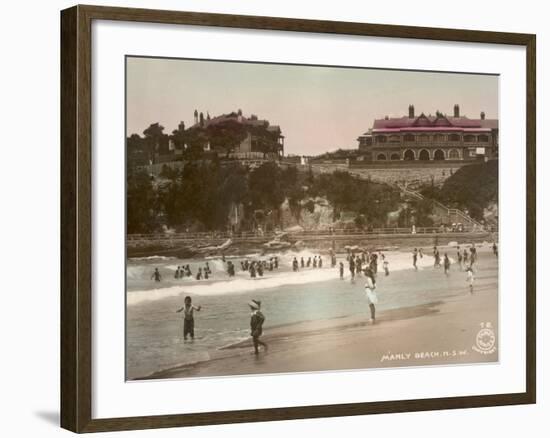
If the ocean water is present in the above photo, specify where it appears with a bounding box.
[126,247,480,379]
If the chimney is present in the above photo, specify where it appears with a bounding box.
[408,104,415,118]
[480,111,486,120]
[453,104,460,118]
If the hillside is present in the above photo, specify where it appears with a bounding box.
[420,160,498,222]
[127,163,401,234]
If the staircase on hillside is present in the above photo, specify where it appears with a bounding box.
[397,184,484,229]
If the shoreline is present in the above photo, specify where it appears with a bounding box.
[137,285,498,380]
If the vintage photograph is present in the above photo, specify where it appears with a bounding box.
[125,56,499,381]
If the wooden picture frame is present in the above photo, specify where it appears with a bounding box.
[61,4,536,433]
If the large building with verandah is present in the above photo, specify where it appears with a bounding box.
[357,104,498,163]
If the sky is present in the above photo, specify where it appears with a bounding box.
[126,56,498,156]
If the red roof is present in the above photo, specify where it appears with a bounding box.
[372,113,498,133]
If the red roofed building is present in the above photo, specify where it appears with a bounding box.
[357,104,498,163]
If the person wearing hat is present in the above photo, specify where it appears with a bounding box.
[249,300,267,354]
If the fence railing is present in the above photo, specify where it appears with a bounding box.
[127,226,494,242]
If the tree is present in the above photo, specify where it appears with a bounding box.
[419,160,498,221]
[249,162,285,212]
[143,123,166,161]
[127,169,159,233]
[206,120,247,157]
[171,121,186,150]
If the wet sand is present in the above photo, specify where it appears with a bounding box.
[141,252,498,380]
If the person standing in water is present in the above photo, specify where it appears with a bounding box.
[492,242,498,257]
[227,261,235,277]
[292,257,299,272]
[249,300,267,355]
[151,268,162,282]
[466,266,475,293]
[339,261,344,279]
[412,248,418,270]
[419,248,423,258]
[470,244,477,267]
[356,256,363,275]
[457,248,463,270]
[195,267,203,280]
[176,296,202,341]
[434,248,441,268]
[349,256,356,281]
[444,253,451,276]
[301,257,305,268]
[318,256,323,268]
[370,252,378,274]
[364,267,378,324]
[383,259,389,276]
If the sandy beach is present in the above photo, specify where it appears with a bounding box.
[139,248,498,380]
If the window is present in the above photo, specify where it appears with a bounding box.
[449,133,461,142]
[404,134,415,142]
[404,149,415,160]
[434,149,445,160]
[418,134,430,142]
[419,149,430,160]
[433,134,445,142]
[377,153,387,160]
[478,134,489,142]
[464,135,476,142]
[448,149,460,159]
[375,135,387,143]
[388,135,401,143]
[390,153,400,160]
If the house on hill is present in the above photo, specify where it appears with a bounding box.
[189,109,285,160]
[357,104,498,163]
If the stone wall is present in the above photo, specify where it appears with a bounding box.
[347,163,467,187]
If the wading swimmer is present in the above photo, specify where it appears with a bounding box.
[364,267,378,324]
[444,253,451,276]
[176,296,202,341]
[383,259,389,276]
[249,300,267,355]
[434,248,441,268]
[470,244,477,266]
[151,268,162,282]
[339,261,344,279]
[466,266,475,293]
[413,248,418,270]
[349,256,356,282]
